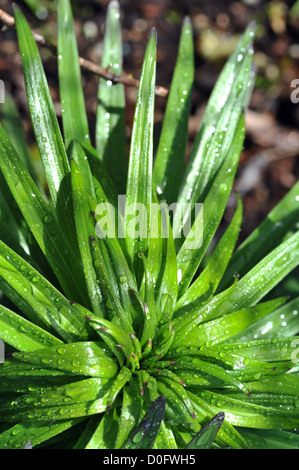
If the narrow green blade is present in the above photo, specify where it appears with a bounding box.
[147,198,178,324]
[0,240,90,342]
[96,0,127,194]
[71,160,105,316]
[220,179,299,289]
[14,7,70,206]
[185,412,225,449]
[153,17,194,204]
[226,296,299,342]
[172,298,286,350]
[176,116,245,296]
[0,125,89,305]
[172,232,299,340]
[14,7,79,252]
[174,23,255,240]
[0,419,84,449]
[178,194,242,308]
[239,429,299,449]
[198,389,299,429]
[58,0,90,148]
[57,0,94,197]
[115,378,143,448]
[13,342,118,378]
[0,304,62,351]
[0,377,113,422]
[220,230,299,314]
[121,396,165,449]
[0,93,37,183]
[125,29,157,273]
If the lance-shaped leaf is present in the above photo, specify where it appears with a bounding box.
[88,196,140,332]
[176,116,245,296]
[14,7,70,206]
[245,374,299,396]
[106,366,132,413]
[0,106,88,308]
[171,355,289,388]
[215,336,299,362]
[177,194,242,309]
[96,0,127,194]
[185,412,225,449]
[71,160,105,317]
[174,26,255,241]
[0,241,90,342]
[220,179,299,290]
[218,230,299,315]
[125,29,157,272]
[115,378,143,448]
[0,419,84,450]
[0,360,80,394]
[77,141,129,261]
[153,17,194,204]
[176,355,252,396]
[14,7,78,252]
[129,288,155,350]
[137,251,156,346]
[146,198,178,324]
[0,304,62,352]
[76,412,118,449]
[0,377,114,422]
[227,296,299,342]
[239,429,299,450]
[0,108,86,308]
[149,316,175,363]
[188,391,247,449]
[121,395,165,449]
[171,298,286,350]
[0,93,37,183]
[198,389,299,429]
[13,342,118,378]
[157,379,200,433]
[57,0,94,197]
[82,142,119,208]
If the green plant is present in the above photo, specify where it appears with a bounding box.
[0,0,298,450]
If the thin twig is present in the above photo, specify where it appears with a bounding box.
[0,7,169,97]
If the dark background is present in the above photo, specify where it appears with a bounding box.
[0,0,299,242]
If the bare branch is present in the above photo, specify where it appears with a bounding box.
[0,7,169,97]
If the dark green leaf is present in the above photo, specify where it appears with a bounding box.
[185,412,225,449]
[121,396,165,449]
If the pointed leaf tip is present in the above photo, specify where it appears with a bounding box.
[183,16,192,25]
[149,27,157,41]
[214,412,225,423]
[109,0,120,7]
[248,19,257,29]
